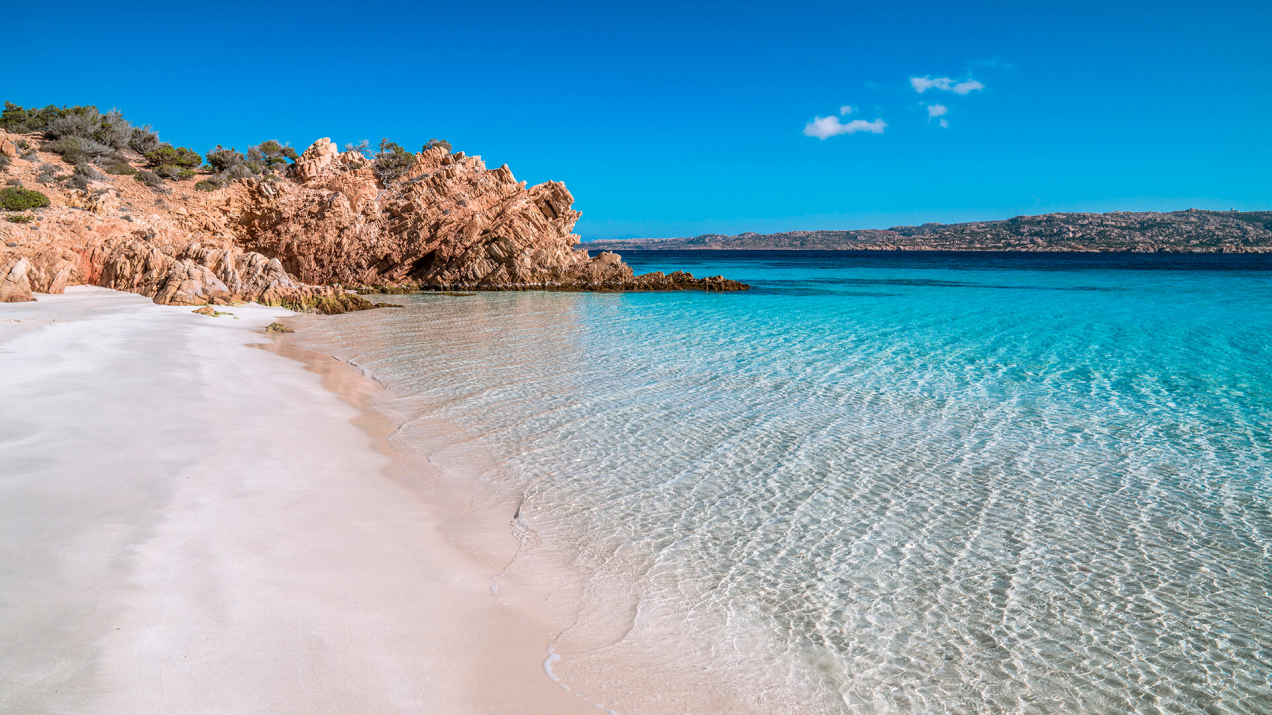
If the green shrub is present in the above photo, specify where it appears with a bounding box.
[0,187,50,210]
[15,139,32,151]
[424,138,452,153]
[5,213,34,223]
[194,180,220,192]
[373,138,416,184]
[4,178,19,187]
[1,101,93,134]
[144,145,201,169]
[104,161,137,175]
[135,170,165,189]
[0,154,9,172]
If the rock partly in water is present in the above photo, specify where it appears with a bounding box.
[0,130,748,309]
[221,140,748,291]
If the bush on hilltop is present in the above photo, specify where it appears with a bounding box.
[129,126,162,155]
[373,138,415,184]
[206,145,246,173]
[144,145,202,169]
[424,138,452,153]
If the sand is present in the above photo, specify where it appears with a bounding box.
[0,287,597,714]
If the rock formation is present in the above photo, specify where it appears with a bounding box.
[588,210,1272,253]
[0,131,746,304]
[219,140,745,290]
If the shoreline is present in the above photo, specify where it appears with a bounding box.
[0,287,597,714]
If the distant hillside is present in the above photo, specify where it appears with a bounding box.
[587,210,1272,253]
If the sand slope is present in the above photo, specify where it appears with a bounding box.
[0,287,592,714]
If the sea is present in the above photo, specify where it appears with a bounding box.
[312,251,1272,714]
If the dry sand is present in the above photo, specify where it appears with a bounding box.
[0,287,597,714]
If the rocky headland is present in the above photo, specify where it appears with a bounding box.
[0,104,746,305]
[587,210,1272,253]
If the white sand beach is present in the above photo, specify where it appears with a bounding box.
[0,287,595,714]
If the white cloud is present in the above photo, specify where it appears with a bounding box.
[839,105,854,116]
[910,76,985,95]
[803,116,887,140]
[927,104,948,118]
[939,118,949,128]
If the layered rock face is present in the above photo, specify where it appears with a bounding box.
[220,140,744,290]
[0,133,745,303]
[98,241,365,310]
[589,210,1272,253]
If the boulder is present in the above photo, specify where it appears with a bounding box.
[0,257,34,302]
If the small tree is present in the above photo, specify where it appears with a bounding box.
[206,145,246,173]
[424,138,452,153]
[254,139,296,167]
[372,138,416,184]
[344,140,371,159]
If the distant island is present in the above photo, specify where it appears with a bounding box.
[586,210,1272,253]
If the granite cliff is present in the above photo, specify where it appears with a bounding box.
[0,131,746,305]
[587,210,1272,253]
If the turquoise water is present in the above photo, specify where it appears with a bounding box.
[323,251,1272,714]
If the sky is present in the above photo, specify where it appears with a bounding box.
[5,0,1270,240]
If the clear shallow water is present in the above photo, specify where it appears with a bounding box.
[322,251,1272,714]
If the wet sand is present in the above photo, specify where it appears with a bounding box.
[0,287,596,714]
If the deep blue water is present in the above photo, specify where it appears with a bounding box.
[327,251,1272,714]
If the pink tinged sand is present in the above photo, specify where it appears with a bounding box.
[0,286,599,715]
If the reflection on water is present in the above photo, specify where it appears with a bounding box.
[318,253,1272,714]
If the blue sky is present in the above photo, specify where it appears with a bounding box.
[5,0,1270,239]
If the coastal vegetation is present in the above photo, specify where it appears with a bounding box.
[0,186,50,211]
[1,98,741,310]
[371,139,416,184]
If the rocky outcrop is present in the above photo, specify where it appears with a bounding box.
[0,133,747,307]
[588,210,1272,253]
[0,248,81,302]
[0,257,34,302]
[220,141,745,291]
[98,239,371,311]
